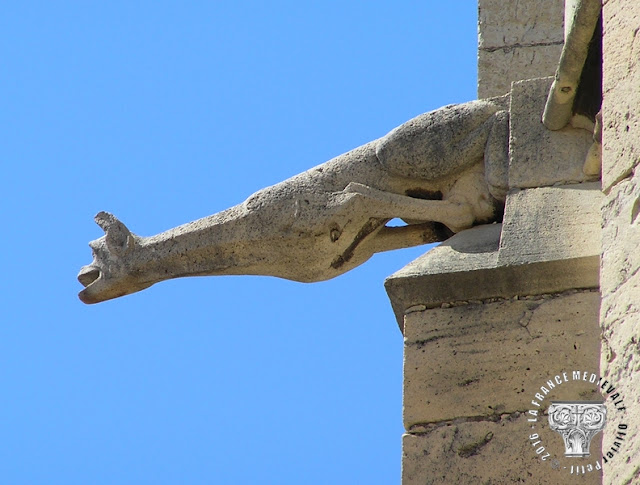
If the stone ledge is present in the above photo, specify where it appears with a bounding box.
[498,183,603,265]
[385,183,602,331]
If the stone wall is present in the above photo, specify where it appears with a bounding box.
[386,1,617,482]
[600,1,640,484]
[400,291,601,484]
[478,0,564,97]
[386,0,640,481]
[388,195,603,483]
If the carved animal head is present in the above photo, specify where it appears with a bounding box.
[78,212,152,303]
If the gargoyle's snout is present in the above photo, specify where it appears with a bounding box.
[78,211,148,304]
[78,262,154,304]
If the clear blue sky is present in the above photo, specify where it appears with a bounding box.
[2,2,478,484]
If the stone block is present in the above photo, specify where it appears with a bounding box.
[478,0,564,99]
[601,0,640,191]
[498,183,603,266]
[600,2,640,483]
[403,291,601,428]
[477,0,564,98]
[600,158,640,485]
[508,77,594,189]
[601,270,640,363]
[600,170,640,301]
[600,269,640,485]
[402,414,602,485]
[478,0,564,49]
[385,224,501,325]
[478,45,564,99]
[600,132,640,344]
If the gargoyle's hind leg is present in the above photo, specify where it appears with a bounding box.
[366,223,444,252]
[343,182,475,233]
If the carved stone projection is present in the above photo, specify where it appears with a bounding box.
[78,0,604,306]
[78,97,511,303]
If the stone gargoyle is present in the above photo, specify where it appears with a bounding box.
[78,95,511,304]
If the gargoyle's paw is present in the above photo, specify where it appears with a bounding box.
[78,265,100,287]
[343,182,368,194]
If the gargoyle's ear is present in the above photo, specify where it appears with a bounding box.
[94,211,134,255]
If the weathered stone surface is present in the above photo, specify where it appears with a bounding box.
[600,2,640,483]
[498,183,602,265]
[600,172,640,304]
[599,266,640,485]
[385,224,501,326]
[402,414,603,485]
[509,77,594,189]
[403,291,601,428]
[478,0,564,49]
[601,0,640,191]
[600,158,640,485]
[478,46,564,99]
[477,0,564,98]
[388,224,550,331]
[484,109,511,200]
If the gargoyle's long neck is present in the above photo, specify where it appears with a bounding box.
[135,205,277,284]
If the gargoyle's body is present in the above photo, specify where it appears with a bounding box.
[79,96,510,304]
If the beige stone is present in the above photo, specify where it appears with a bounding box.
[600,171,640,303]
[477,0,564,98]
[599,270,640,485]
[385,224,500,327]
[509,77,595,189]
[402,414,602,485]
[478,46,564,98]
[478,0,564,49]
[600,154,640,485]
[498,183,603,265]
[601,0,640,191]
[403,292,601,428]
[600,2,640,483]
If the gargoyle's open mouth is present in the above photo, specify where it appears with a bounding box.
[78,212,155,304]
[78,265,100,287]
[77,262,154,304]
[77,265,105,304]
